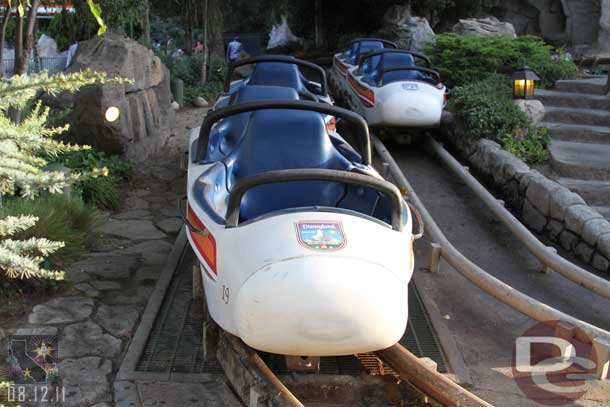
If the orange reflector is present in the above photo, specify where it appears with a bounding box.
[348,73,375,108]
[187,204,217,275]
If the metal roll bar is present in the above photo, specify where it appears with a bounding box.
[195,100,371,165]
[226,168,404,230]
[358,49,432,68]
[425,137,610,302]
[224,55,328,95]
[378,66,441,86]
[372,134,610,374]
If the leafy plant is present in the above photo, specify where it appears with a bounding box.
[501,127,551,164]
[0,70,126,282]
[448,74,529,140]
[449,74,551,164]
[426,34,576,88]
[46,149,133,210]
[168,53,226,104]
[184,81,224,104]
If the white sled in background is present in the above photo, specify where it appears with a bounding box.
[331,39,446,130]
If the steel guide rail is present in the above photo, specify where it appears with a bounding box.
[425,137,610,302]
[371,133,610,381]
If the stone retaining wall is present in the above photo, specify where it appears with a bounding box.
[441,112,610,275]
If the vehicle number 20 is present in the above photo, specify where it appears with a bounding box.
[221,285,230,304]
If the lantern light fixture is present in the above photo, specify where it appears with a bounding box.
[511,65,540,99]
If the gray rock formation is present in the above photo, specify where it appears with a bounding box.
[452,16,517,38]
[494,0,606,51]
[597,0,610,52]
[375,4,435,53]
[514,99,546,124]
[65,33,174,161]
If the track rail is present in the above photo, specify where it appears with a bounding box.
[223,333,493,407]
[376,344,493,407]
[217,331,305,407]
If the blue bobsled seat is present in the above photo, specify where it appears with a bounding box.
[248,62,318,100]
[224,110,393,224]
[206,86,300,161]
[362,53,435,86]
[226,109,349,221]
[345,40,385,65]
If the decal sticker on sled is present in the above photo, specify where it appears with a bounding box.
[295,222,346,251]
[402,83,419,91]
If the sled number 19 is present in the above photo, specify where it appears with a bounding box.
[222,285,230,304]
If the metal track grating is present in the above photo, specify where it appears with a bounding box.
[137,250,447,375]
[402,284,448,373]
[136,249,223,373]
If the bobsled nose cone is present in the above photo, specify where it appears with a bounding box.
[234,257,409,356]
[383,93,442,127]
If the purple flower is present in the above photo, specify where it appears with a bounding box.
[515,131,525,140]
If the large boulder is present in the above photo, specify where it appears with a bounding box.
[493,0,605,49]
[37,34,66,58]
[375,4,435,53]
[597,0,610,52]
[452,16,517,38]
[64,33,174,161]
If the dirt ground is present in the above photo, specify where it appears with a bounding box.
[165,106,209,156]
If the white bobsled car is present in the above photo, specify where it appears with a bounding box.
[182,98,421,356]
[331,40,447,129]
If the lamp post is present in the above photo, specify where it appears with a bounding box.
[511,65,540,99]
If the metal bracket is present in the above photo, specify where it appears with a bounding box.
[593,337,610,380]
[285,356,320,373]
[429,242,442,273]
[541,246,557,274]
[179,196,209,236]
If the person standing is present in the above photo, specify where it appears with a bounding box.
[226,36,243,64]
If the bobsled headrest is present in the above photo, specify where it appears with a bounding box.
[382,53,415,69]
[231,109,350,180]
[249,62,301,89]
[235,85,299,103]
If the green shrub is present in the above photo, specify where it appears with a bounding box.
[46,149,133,210]
[501,127,551,164]
[426,34,576,88]
[171,53,206,85]
[169,53,226,103]
[448,74,528,140]
[185,81,224,104]
[448,74,550,164]
[0,194,102,266]
[171,54,226,85]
